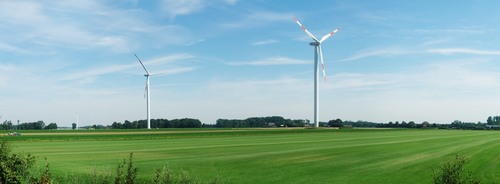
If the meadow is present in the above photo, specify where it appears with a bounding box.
[6,128,500,183]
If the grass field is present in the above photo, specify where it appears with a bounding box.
[7,128,500,183]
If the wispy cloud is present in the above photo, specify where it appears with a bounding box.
[0,1,202,54]
[227,56,309,66]
[208,77,304,90]
[143,53,195,65]
[220,11,293,28]
[251,39,278,46]
[342,47,412,62]
[225,0,237,5]
[327,72,396,90]
[161,0,205,19]
[160,0,238,19]
[0,42,34,55]
[399,28,485,35]
[150,67,197,76]
[63,54,195,82]
[428,48,500,55]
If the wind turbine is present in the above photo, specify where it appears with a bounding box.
[76,112,79,130]
[134,53,168,129]
[293,17,339,128]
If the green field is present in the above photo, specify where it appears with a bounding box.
[7,128,500,183]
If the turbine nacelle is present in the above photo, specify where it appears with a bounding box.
[309,42,320,46]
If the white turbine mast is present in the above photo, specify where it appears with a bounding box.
[134,53,169,129]
[76,112,79,130]
[293,17,339,128]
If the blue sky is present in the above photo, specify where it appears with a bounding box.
[2,0,500,127]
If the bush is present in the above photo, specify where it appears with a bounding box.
[153,164,199,184]
[433,154,481,184]
[0,140,36,183]
[153,164,224,184]
[34,158,52,184]
[114,153,139,184]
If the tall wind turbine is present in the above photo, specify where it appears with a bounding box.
[76,112,79,130]
[293,17,339,128]
[134,53,168,129]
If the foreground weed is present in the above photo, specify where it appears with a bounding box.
[114,153,138,184]
[433,154,481,184]
[56,167,112,184]
[36,158,52,184]
[154,165,174,184]
[154,164,221,184]
[125,153,139,184]
[114,158,125,184]
[177,170,199,184]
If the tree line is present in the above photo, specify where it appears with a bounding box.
[2,115,499,130]
[215,116,308,128]
[328,119,495,130]
[111,118,202,129]
[326,120,436,128]
[1,120,58,130]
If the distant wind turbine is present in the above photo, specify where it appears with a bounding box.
[134,53,169,129]
[76,112,79,130]
[293,17,339,128]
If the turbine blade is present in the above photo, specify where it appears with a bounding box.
[292,17,319,42]
[319,45,326,81]
[150,72,169,77]
[134,53,150,75]
[319,28,339,43]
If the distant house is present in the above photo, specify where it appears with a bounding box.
[485,125,500,129]
[267,123,276,127]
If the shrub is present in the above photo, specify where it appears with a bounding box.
[114,153,139,184]
[154,165,174,184]
[154,164,223,184]
[433,154,481,184]
[34,158,52,184]
[0,140,36,183]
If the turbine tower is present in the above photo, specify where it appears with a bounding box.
[293,17,339,128]
[76,112,79,130]
[134,53,168,129]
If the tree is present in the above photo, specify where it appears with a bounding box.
[112,122,123,129]
[34,121,45,130]
[486,116,493,125]
[72,123,77,130]
[401,121,408,128]
[2,120,12,130]
[408,121,416,128]
[328,119,343,128]
[44,123,58,130]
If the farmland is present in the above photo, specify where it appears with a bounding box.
[6,128,500,183]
